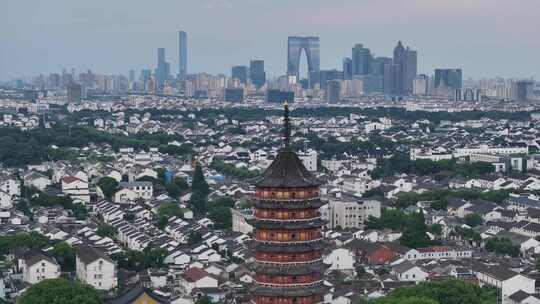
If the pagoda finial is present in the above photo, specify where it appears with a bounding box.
[283,101,290,148]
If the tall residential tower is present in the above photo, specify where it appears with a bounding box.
[178,31,188,80]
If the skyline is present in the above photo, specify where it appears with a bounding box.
[2,0,540,81]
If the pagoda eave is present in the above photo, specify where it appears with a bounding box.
[252,241,326,253]
[250,284,329,297]
[252,262,329,275]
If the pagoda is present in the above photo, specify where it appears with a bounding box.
[250,102,326,304]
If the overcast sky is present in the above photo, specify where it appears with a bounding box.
[1,0,539,81]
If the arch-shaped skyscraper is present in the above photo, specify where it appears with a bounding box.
[287,36,320,89]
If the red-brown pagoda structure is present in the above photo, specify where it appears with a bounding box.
[250,102,326,304]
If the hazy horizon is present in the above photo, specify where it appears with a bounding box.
[2,0,539,81]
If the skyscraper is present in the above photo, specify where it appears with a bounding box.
[352,44,372,76]
[67,82,82,103]
[392,41,417,95]
[231,66,248,84]
[434,69,463,90]
[342,57,353,80]
[140,69,152,82]
[250,60,266,89]
[178,31,188,80]
[129,70,135,83]
[287,36,320,88]
[413,74,429,95]
[326,80,341,103]
[250,103,326,304]
[267,90,294,103]
[155,48,169,88]
[319,70,341,88]
[383,63,400,95]
[224,88,244,102]
[515,80,534,101]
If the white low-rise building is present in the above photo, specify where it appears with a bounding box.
[61,176,90,203]
[472,264,535,304]
[325,197,381,229]
[76,246,117,290]
[404,246,472,261]
[118,181,153,201]
[323,248,355,272]
[19,250,61,285]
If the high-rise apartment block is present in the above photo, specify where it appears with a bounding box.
[250,60,266,89]
[67,82,82,103]
[232,66,248,84]
[178,31,188,80]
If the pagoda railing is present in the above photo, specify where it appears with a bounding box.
[256,197,321,203]
[255,238,323,245]
[254,258,324,266]
[255,216,322,223]
[253,280,325,289]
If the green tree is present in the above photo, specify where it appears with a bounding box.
[207,197,235,230]
[195,295,212,304]
[429,224,443,236]
[366,209,411,231]
[111,247,168,271]
[485,237,520,257]
[188,231,202,245]
[400,211,431,248]
[375,279,498,304]
[17,278,102,304]
[142,247,168,269]
[165,176,189,197]
[51,242,76,272]
[208,205,232,229]
[192,163,210,197]
[0,232,51,256]
[464,213,483,228]
[375,297,438,304]
[96,223,117,238]
[97,177,119,199]
[157,203,184,229]
[191,163,210,213]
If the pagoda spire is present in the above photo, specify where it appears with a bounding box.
[283,101,290,149]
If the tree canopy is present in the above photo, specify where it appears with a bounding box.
[464,213,483,228]
[51,242,76,272]
[0,232,51,256]
[485,237,520,257]
[207,197,235,229]
[97,177,118,199]
[111,247,168,272]
[399,211,431,248]
[18,278,102,304]
[157,202,184,229]
[96,223,118,238]
[191,163,210,213]
[373,279,498,304]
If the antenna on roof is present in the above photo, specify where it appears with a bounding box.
[283,101,290,149]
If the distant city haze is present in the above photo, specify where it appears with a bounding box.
[1,0,539,80]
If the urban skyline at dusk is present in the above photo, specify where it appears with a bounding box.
[4,2,540,304]
[2,0,540,81]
